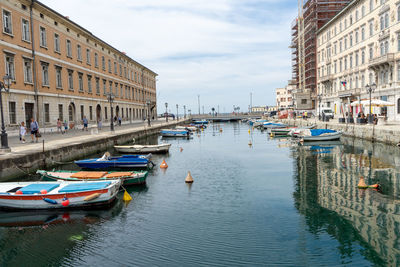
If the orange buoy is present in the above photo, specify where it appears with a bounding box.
[185,171,194,183]
[160,159,168,169]
[180,147,183,152]
[219,128,223,132]
[357,177,368,189]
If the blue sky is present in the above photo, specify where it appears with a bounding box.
[41,0,297,114]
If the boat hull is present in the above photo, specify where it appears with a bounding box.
[38,170,148,186]
[0,181,120,210]
[114,144,171,154]
[301,132,342,141]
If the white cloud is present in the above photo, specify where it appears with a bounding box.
[40,0,296,113]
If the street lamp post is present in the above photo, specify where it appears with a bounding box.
[165,102,168,122]
[0,75,11,151]
[366,83,377,124]
[176,104,179,121]
[317,94,322,121]
[183,105,186,119]
[146,100,151,127]
[188,109,191,119]
[106,92,115,131]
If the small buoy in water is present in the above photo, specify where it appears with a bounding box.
[40,189,48,195]
[270,133,274,137]
[248,140,252,146]
[185,171,194,183]
[180,147,183,152]
[62,197,70,207]
[219,128,223,132]
[123,190,132,202]
[358,177,368,189]
[160,159,168,169]
[248,129,251,134]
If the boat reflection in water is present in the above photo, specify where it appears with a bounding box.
[0,196,125,266]
[293,136,400,266]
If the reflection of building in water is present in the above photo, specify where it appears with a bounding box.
[293,142,400,266]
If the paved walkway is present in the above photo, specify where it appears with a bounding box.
[3,118,184,155]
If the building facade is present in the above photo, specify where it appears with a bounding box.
[0,0,157,129]
[291,0,351,111]
[276,80,294,110]
[316,0,400,121]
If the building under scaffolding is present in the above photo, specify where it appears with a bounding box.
[291,0,351,111]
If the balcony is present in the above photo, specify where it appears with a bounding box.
[338,87,361,98]
[319,74,334,83]
[369,53,394,69]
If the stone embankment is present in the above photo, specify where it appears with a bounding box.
[0,119,189,180]
[279,118,400,146]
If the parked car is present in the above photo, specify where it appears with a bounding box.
[321,108,334,119]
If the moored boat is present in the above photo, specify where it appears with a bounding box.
[192,120,209,125]
[37,170,148,186]
[75,152,153,169]
[160,129,190,137]
[114,144,171,154]
[298,129,342,141]
[270,128,292,136]
[176,125,197,131]
[0,180,121,210]
[288,125,317,137]
[262,122,287,129]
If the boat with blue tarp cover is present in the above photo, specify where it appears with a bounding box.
[262,122,287,129]
[74,152,153,169]
[160,129,190,137]
[0,180,120,210]
[297,129,342,141]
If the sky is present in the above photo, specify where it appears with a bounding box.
[40,0,297,114]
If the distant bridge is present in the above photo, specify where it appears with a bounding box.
[190,114,263,122]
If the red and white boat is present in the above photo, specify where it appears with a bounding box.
[0,180,121,210]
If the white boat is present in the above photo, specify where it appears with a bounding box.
[0,180,121,210]
[298,129,342,141]
[262,122,287,129]
[176,125,197,131]
[114,143,171,154]
[288,125,316,137]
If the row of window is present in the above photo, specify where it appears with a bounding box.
[4,52,156,102]
[8,101,148,125]
[320,0,389,44]
[2,8,156,89]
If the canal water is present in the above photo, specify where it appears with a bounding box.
[0,122,399,266]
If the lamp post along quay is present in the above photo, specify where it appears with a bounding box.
[176,104,179,121]
[0,75,11,153]
[146,100,151,127]
[165,102,168,122]
[317,94,322,121]
[183,105,186,119]
[366,83,377,124]
[106,92,115,131]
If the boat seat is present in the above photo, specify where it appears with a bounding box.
[70,171,107,179]
[20,184,60,194]
[105,172,133,178]
[58,182,111,193]
[7,186,23,193]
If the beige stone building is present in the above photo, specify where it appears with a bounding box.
[0,0,157,129]
[317,0,400,121]
[276,80,294,110]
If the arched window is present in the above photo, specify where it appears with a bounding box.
[361,75,365,88]
[380,16,385,30]
[398,98,400,114]
[369,47,373,59]
[369,73,373,84]
[362,51,365,64]
[381,42,385,55]
[361,28,365,40]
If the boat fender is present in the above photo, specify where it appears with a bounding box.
[62,197,70,207]
[84,193,101,201]
[40,189,48,194]
[15,190,23,195]
[43,198,58,205]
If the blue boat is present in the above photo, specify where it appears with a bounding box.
[75,153,153,169]
[160,129,190,137]
[192,120,209,125]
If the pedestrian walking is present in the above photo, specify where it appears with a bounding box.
[30,118,40,143]
[19,121,26,143]
[82,116,88,131]
[118,116,122,126]
[57,118,64,134]
[97,119,102,130]
[63,120,68,133]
